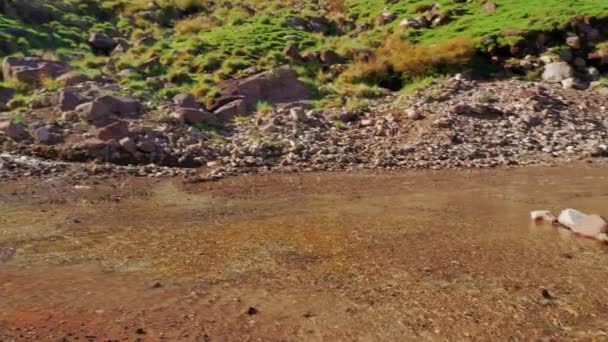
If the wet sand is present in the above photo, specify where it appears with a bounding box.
[1,164,608,340]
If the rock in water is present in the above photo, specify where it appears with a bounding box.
[558,209,608,237]
[530,210,557,222]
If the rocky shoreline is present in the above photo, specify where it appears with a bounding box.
[2,74,608,183]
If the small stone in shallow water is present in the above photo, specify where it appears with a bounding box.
[530,210,556,222]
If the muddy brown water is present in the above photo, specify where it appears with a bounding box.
[1,165,608,340]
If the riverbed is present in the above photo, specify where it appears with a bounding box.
[1,164,608,340]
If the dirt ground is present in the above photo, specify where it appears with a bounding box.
[1,164,608,341]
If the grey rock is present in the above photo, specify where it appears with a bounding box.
[542,62,573,83]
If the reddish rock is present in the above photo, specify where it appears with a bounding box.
[214,99,248,123]
[136,140,156,153]
[218,66,310,111]
[34,125,62,145]
[2,57,70,85]
[79,138,107,150]
[173,93,201,109]
[96,120,129,141]
[319,50,340,65]
[171,108,219,126]
[282,44,301,60]
[89,32,117,54]
[95,95,142,116]
[0,119,30,141]
[58,90,85,111]
[76,101,110,122]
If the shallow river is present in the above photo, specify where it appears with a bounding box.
[1,164,608,340]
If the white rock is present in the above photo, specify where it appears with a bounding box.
[558,208,587,227]
[558,209,608,238]
[542,62,573,83]
[407,108,422,120]
[530,210,556,222]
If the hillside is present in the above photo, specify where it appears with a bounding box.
[1,0,607,102]
[0,0,607,180]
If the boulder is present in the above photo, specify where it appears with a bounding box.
[285,16,330,34]
[214,99,248,123]
[572,57,586,68]
[56,72,90,86]
[2,57,70,85]
[558,209,608,238]
[0,86,14,104]
[78,138,107,150]
[34,125,62,145]
[173,93,201,109]
[0,119,30,141]
[96,120,129,141]
[565,36,581,49]
[399,17,428,30]
[119,137,137,153]
[542,62,573,83]
[58,90,85,111]
[375,12,396,26]
[75,101,110,122]
[172,108,219,126]
[88,32,117,54]
[282,44,301,60]
[561,77,586,90]
[136,140,156,153]
[218,66,310,111]
[320,50,340,65]
[95,95,142,116]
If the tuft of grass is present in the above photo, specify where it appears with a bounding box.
[40,75,61,92]
[345,98,368,112]
[232,115,250,125]
[255,101,273,114]
[10,115,27,127]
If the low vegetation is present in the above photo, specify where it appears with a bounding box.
[0,0,607,106]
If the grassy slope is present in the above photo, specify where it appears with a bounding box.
[347,0,608,45]
[1,0,607,102]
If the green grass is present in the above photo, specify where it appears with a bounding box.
[346,0,608,46]
[255,101,273,113]
[1,0,607,104]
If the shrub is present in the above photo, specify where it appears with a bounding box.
[384,35,474,76]
[175,16,218,35]
[341,34,474,88]
[326,0,346,13]
[345,99,368,112]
